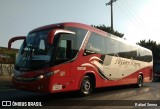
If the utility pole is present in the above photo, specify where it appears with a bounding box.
[106,0,117,32]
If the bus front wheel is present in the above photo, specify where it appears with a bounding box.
[79,76,93,96]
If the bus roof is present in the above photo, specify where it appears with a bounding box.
[30,22,151,53]
[30,22,108,36]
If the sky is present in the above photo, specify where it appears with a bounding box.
[0,0,160,48]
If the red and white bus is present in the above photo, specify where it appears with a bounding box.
[8,22,153,96]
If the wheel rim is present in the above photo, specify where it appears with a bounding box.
[138,76,143,87]
[82,79,91,94]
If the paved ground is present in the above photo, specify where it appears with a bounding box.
[0,81,160,109]
[0,76,12,87]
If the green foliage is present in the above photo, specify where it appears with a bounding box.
[92,25,124,38]
[137,39,160,61]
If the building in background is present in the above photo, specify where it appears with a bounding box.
[0,47,18,76]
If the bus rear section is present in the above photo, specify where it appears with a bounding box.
[154,61,160,80]
[80,30,153,88]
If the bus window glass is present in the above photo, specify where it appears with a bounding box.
[129,45,138,60]
[119,42,130,58]
[108,39,119,56]
[85,33,105,55]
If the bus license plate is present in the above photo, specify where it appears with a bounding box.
[53,84,62,90]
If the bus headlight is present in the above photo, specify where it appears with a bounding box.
[36,72,54,80]
[36,75,44,79]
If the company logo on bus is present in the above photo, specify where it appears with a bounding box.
[77,67,86,71]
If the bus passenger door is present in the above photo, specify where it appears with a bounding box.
[54,39,73,76]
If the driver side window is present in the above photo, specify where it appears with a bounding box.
[55,39,72,65]
[56,40,67,60]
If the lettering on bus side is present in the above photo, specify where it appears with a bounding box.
[115,57,130,67]
[115,56,141,68]
[77,67,86,71]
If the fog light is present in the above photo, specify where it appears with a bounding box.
[38,86,41,90]
[37,85,44,90]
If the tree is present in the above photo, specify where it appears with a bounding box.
[92,25,124,38]
[136,39,160,61]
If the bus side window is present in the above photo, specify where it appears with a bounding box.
[108,39,119,56]
[84,33,105,55]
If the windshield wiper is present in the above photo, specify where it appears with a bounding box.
[17,36,37,71]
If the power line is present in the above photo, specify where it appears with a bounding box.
[105,0,151,41]
[115,1,151,39]
[116,2,143,31]
[117,0,151,38]
[124,0,152,37]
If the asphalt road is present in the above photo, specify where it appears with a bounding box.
[0,81,160,109]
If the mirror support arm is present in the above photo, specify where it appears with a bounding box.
[8,36,26,49]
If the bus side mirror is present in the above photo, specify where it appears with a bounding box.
[8,36,26,49]
[47,29,75,45]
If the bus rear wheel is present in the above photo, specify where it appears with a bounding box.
[137,75,143,88]
[79,76,93,96]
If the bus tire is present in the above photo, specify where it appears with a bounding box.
[137,75,143,88]
[79,75,93,96]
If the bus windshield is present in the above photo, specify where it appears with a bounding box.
[15,27,87,71]
[15,29,52,71]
